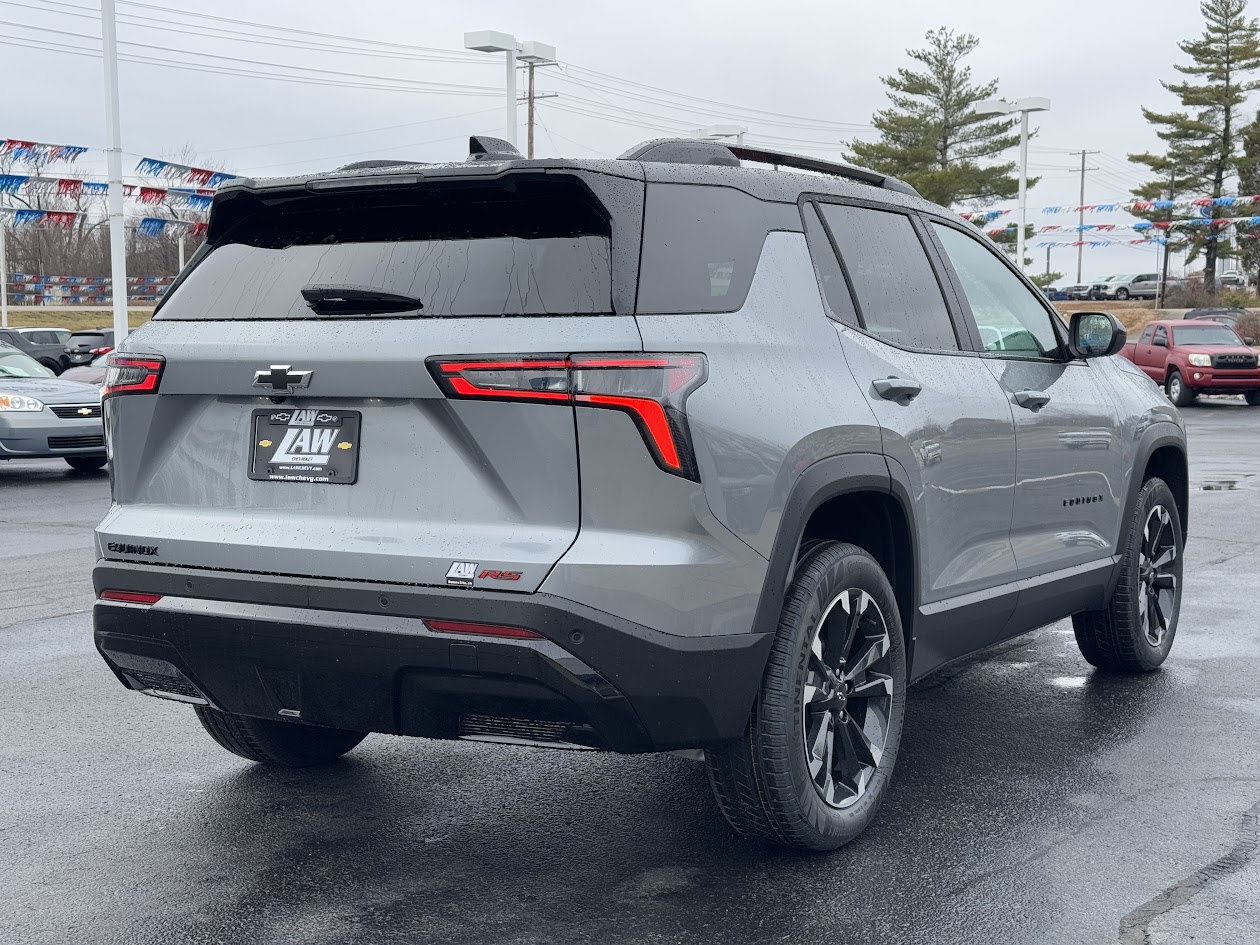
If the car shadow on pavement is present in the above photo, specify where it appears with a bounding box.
[138,636,1191,945]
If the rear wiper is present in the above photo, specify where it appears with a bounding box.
[300,285,425,316]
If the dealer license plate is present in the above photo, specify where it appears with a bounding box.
[248,408,361,484]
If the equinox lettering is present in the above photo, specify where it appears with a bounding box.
[106,542,159,556]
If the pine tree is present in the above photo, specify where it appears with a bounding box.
[1237,110,1260,289]
[1130,0,1260,291]
[845,28,1022,206]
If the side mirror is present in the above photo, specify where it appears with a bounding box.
[1246,337,1257,346]
[1153,335,1167,347]
[1069,311,1127,359]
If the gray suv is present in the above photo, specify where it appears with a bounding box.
[93,137,1188,852]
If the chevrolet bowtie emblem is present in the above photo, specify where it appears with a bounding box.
[253,365,312,392]
[77,407,93,416]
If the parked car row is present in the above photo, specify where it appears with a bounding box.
[0,341,107,470]
[0,327,115,375]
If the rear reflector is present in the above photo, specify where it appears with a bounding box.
[423,618,543,640]
[427,353,707,480]
[100,590,163,605]
[103,354,165,398]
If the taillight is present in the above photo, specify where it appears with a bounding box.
[90,346,113,356]
[100,590,163,605]
[423,618,543,640]
[103,354,165,398]
[428,354,707,480]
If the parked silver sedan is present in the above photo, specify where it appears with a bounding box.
[0,342,107,471]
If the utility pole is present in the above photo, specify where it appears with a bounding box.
[101,0,129,342]
[1158,169,1177,310]
[1045,245,1052,279]
[526,61,536,159]
[1069,149,1100,283]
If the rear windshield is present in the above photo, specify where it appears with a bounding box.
[157,177,613,320]
[68,332,108,345]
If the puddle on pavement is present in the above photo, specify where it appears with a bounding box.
[1199,480,1240,491]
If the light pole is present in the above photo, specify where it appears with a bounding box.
[464,31,556,149]
[693,124,748,146]
[975,97,1050,273]
[101,0,129,342]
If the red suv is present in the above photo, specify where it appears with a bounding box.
[1122,319,1260,406]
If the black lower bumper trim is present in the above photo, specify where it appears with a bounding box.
[93,562,773,752]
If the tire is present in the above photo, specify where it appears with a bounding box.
[65,455,107,472]
[39,358,63,375]
[1166,369,1195,407]
[1115,288,1130,300]
[1072,477,1183,673]
[1245,390,1260,406]
[194,706,367,766]
[705,542,907,852]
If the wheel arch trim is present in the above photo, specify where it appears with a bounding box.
[751,452,921,670]
[1123,422,1189,541]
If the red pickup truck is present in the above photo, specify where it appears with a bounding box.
[1121,319,1260,406]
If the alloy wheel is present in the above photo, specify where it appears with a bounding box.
[801,589,895,809]
[1137,505,1178,647]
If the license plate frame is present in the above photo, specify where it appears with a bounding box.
[248,407,362,484]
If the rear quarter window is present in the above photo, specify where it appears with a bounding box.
[636,184,801,314]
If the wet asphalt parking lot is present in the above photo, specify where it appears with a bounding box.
[2,400,1259,945]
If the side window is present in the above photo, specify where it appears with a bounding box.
[1140,325,1155,344]
[637,184,801,314]
[801,202,859,328]
[931,222,1062,358]
[819,203,959,351]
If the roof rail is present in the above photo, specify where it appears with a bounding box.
[620,137,919,197]
[728,145,919,197]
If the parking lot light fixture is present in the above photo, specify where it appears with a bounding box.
[464,31,556,149]
[976,97,1051,273]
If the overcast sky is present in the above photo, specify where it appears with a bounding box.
[5,0,1229,280]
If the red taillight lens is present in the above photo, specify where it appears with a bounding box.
[423,618,543,640]
[103,354,165,398]
[100,590,163,605]
[90,346,113,356]
[427,354,708,480]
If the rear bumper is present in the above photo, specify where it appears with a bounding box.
[92,561,773,753]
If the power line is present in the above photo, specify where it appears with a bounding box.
[0,34,497,96]
[5,0,493,65]
[560,63,874,130]
[2,17,499,94]
[200,108,501,156]
[116,0,485,59]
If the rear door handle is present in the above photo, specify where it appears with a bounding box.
[1012,389,1051,410]
[872,376,922,402]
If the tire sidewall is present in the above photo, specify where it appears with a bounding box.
[1124,478,1185,669]
[1167,371,1188,406]
[757,544,907,849]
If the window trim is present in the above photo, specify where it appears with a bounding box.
[803,194,975,357]
[921,214,1072,364]
[799,200,860,329]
